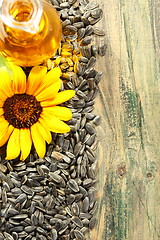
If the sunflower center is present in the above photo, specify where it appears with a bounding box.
[3,93,42,129]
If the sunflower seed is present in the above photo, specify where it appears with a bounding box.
[90,45,98,56]
[93,115,101,125]
[89,216,97,229]
[77,28,85,40]
[80,36,92,46]
[10,226,24,232]
[73,22,85,28]
[51,0,60,6]
[21,185,33,195]
[7,208,19,216]
[67,194,76,205]
[14,193,27,204]
[14,165,26,171]
[89,200,98,215]
[79,212,92,220]
[98,43,107,56]
[85,134,96,146]
[82,196,90,212]
[3,232,14,240]
[61,155,71,164]
[82,10,90,18]
[94,27,105,36]
[2,189,7,204]
[88,187,96,204]
[49,172,63,183]
[24,226,36,233]
[11,214,28,220]
[62,19,71,27]
[91,8,102,18]
[86,2,99,10]
[66,152,75,159]
[62,140,70,152]
[74,229,84,240]
[0,172,14,188]
[12,232,18,240]
[89,16,102,25]
[6,162,13,172]
[63,26,78,36]
[71,216,83,228]
[80,165,86,178]
[82,218,89,226]
[60,2,70,8]
[61,235,70,240]
[37,227,48,236]
[51,229,58,240]
[71,202,80,216]
[19,231,29,238]
[68,179,79,192]
[80,46,92,58]
[85,25,94,36]
[0,233,4,239]
[59,225,69,235]
[0,163,7,173]
[83,178,95,188]
[60,10,69,19]
[74,142,83,157]
[57,163,69,169]
[51,151,63,161]
[3,181,10,192]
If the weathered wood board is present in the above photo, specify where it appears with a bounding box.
[88,0,160,239]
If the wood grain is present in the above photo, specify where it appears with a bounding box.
[88,0,160,239]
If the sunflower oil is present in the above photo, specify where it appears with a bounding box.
[0,0,62,66]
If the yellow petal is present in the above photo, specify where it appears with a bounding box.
[38,116,50,131]
[0,124,14,147]
[42,67,61,86]
[0,115,6,122]
[41,90,75,107]
[0,100,4,107]
[40,112,71,133]
[33,67,61,97]
[10,64,26,93]
[6,128,20,160]
[26,66,47,95]
[36,121,52,144]
[0,90,8,102]
[35,80,61,102]
[0,117,9,133]
[0,66,14,97]
[0,108,4,117]
[43,106,72,121]
[31,123,46,158]
[20,128,32,161]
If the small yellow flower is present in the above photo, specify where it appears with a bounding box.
[0,64,75,161]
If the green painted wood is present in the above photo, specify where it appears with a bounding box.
[87,0,160,239]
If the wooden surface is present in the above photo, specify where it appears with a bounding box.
[89,0,160,239]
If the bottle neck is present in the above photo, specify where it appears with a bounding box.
[0,0,43,34]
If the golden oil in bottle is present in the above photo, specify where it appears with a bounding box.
[0,0,62,66]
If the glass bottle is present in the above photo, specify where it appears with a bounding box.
[0,0,62,66]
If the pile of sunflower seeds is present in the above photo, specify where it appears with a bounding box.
[0,0,106,239]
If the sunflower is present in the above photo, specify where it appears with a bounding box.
[0,64,75,161]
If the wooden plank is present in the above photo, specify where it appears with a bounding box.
[87,0,160,239]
